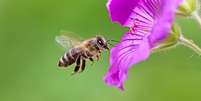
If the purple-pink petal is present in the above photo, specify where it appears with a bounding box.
[104,0,183,91]
[107,0,140,26]
[148,0,183,46]
[104,32,150,90]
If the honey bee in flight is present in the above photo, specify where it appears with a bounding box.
[56,33,110,74]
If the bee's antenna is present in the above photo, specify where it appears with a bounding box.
[108,43,115,47]
[106,39,119,47]
[106,39,119,43]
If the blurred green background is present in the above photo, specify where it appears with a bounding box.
[1,0,201,101]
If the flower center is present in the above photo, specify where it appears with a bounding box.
[129,18,141,34]
[128,17,153,38]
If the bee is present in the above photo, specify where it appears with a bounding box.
[56,33,109,74]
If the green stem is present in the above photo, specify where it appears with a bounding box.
[151,43,177,53]
[179,35,201,56]
[192,11,201,27]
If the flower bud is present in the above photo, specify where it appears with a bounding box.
[177,0,198,17]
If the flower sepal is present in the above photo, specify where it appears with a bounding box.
[177,0,197,17]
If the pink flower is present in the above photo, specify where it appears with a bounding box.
[104,0,183,91]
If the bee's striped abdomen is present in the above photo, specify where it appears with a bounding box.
[58,48,80,67]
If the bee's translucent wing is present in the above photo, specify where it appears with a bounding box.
[55,31,82,50]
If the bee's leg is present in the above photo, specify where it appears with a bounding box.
[89,58,94,62]
[87,57,93,66]
[96,53,101,61]
[80,59,86,72]
[85,51,94,65]
[96,50,102,61]
[73,55,81,74]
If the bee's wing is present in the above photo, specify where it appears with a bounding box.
[55,31,82,50]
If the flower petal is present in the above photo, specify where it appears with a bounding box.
[148,0,183,46]
[104,0,183,91]
[104,32,150,90]
[107,0,140,26]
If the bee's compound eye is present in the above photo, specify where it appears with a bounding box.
[98,40,101,43]
[98,40,103,45]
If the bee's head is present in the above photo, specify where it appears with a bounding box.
[96,36,109,50]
